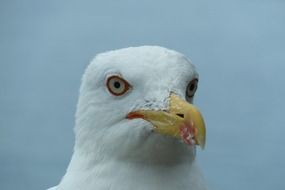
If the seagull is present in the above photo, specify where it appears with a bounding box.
[48,46,207,190]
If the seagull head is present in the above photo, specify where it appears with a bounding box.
[74,46,206,164]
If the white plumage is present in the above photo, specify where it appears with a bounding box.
[48,46,207,190]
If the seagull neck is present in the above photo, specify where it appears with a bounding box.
[61,148,205,190]
[70,140,196,170]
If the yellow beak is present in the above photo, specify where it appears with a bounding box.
[127,94,206,149]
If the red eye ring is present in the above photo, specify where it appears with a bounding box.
[106,75,131,96]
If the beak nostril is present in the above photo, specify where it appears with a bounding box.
[176,113,184,118]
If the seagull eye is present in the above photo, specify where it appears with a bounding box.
[106,76,131,96]
[186,79,198,98]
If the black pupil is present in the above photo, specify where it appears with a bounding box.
[189,83,196,91]
[114,81,121,89]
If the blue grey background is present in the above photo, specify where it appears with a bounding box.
[0,0,284,190]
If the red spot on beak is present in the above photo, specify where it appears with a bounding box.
[127,112,145,120]
[179,122,197,145]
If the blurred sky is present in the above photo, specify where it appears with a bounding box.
[0,0,284,190]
